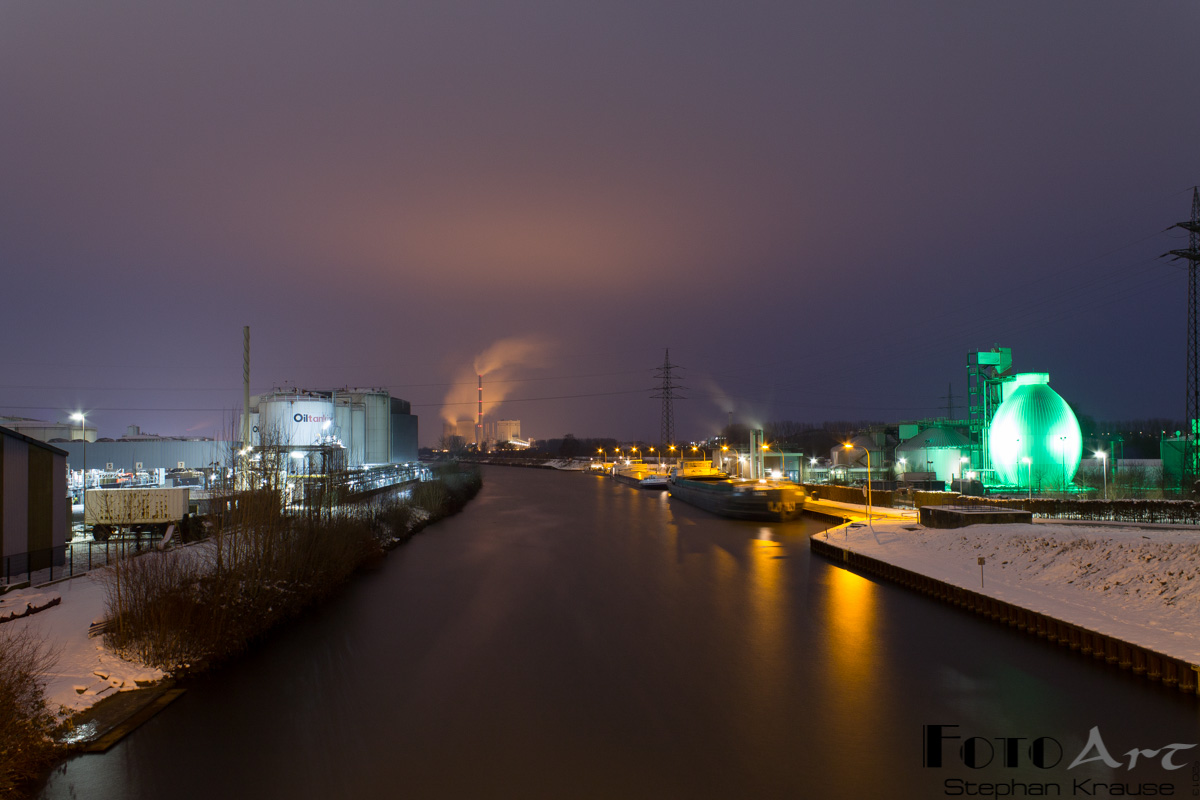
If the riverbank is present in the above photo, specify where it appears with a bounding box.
[811,516,1200,691]
[4,465,481,798]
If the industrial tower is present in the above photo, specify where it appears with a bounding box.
[1171,188,1200,491]
[651,349,684,446]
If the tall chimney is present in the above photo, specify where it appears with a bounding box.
[243,326,251,448]
[477,374,483,450]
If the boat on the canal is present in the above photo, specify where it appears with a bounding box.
[667,475,805,521]
[671,459,728,481]
[638,473,670,490]
[612,460,666,488]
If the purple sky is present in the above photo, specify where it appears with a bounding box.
[2,1,1198,446]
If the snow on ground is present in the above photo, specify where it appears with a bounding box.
[819,519,1200,663]
[3,572,164,716]
[0,588,61,621]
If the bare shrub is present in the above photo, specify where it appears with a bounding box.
[104,514,384,670]
[0,626,61,798]
[103,457,480,672]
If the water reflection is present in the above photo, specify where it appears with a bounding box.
[823,563,879,699]
[38,469,1200,800]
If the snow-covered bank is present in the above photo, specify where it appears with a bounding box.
[3,574,163,715]
[817,520,1200,663]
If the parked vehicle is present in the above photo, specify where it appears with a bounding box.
[84,487,190,542]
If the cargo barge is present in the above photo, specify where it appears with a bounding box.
[667,477,805,522]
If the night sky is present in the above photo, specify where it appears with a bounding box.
[2,1,1198,446]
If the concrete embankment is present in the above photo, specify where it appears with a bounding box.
[810,533,1200,695]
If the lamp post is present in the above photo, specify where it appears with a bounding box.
[843,442,872,526]
[1059,435,1067,496]
[1022,457,1032,499]
[1096,450,1108,500]
[72,412,87,538]
[762,443,786,480]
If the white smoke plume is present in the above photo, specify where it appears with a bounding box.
[441,335,556,424]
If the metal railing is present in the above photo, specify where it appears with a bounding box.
[2,538,170,589]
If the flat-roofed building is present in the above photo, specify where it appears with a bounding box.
[1,425,68,574]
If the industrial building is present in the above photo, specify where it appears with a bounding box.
[0,415,96,443]
[441,417,522,450]
[496,419,521,443]
[820,347,1085,492]
[1,425,68,572]
[248,387,418,466]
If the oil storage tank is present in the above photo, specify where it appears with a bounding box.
[360,390,391,465]
[258,392,336,448]
[987,373,1081,490]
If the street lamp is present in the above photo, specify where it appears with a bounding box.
[71,412,87,538]
[1095,450,1108,500]
[843,442,873,526]
[1022,457,1032,499]
[762,443,786,480]
[1059,435,1067,496]
[721,444,736,478]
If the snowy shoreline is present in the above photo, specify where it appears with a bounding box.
[815,518,1200,665]
[3,572,165,717]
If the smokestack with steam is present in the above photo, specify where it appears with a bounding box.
[441,336,555,434]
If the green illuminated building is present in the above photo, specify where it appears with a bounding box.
[986,373,1082,490]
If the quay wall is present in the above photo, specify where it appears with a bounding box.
[809,535,1200,695]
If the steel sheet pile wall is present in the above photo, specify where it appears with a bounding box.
[811,535,1200,694]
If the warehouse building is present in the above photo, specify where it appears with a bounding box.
[1,425,68,573]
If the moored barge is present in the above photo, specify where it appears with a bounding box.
[667,476,806,522]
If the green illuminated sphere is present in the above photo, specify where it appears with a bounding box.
[987,373,1081,488]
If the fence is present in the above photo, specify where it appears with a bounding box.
[2,538,164,589]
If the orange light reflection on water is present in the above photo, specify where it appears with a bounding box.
[824,565,879,697]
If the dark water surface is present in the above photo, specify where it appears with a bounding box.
[40,467,1200,798]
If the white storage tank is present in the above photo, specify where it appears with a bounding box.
[258,393,335,448]
[360,390,391,464]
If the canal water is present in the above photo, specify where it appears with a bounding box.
[40,467,1200,798]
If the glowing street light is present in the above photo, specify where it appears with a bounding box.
[762,442,786,480]
[843,442,873,526]
[71,412,87,534]
[1095,450,1108,500]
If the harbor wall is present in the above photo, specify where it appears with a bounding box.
[809,535,1200,695]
